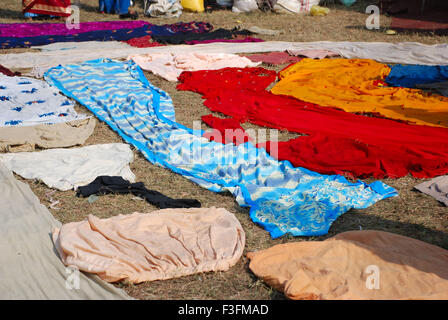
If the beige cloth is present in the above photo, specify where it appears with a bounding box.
[0,163,130,299]
[0,118,96,153]
[247,230,448,300]
[53,207,246,284]
[415,175,448,206]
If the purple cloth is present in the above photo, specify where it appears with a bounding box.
[185,37,264,45]
[0,21,150,38]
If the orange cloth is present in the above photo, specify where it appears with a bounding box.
[271,58,448,128]
[247,230,448,300]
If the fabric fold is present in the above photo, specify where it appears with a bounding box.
[53,207,245,283]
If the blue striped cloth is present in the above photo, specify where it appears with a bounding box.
[44,59,397,238]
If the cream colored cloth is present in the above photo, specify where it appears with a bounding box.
[0,143,135,191]
[128,52,261,81]
[0,163,130,299]
[3,41,447,77]
[53,207,246,283]
[247,230,448,300]
[0,118,95,153]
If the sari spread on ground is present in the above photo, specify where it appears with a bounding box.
[44,58,396,238]
[177,67,448,179]
[22,0,72,17]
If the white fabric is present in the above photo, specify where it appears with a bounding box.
[128,52,261,81]
[2,41,448,76]
[0,163,130,299]
[0,74,87,127]
[232,0,259,13]
[32,41,133,52]
[144,0,183,18]
[0,143,135,191]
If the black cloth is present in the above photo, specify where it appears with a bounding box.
[150,28,253,44]
[76,176,201,209]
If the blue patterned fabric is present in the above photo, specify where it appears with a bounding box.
[44,59,397,238]
[385,64,448,88]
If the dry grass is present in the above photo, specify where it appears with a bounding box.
[1,0,448,300]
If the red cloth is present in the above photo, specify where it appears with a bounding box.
[246,51,303,65]
[23,0,72,17]
[177,67,448,179]
[201,115,252,145]
[123,35,166,48]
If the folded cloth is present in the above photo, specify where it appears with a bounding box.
[0,143,135,191]
[53,207,245,283]
[414,175,448,206]
[76,176,201,209]
[0,118,95,153]
[22,0,72,17]
[247,230,448,300]
[128,52,260,81]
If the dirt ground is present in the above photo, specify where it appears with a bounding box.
[1,0,448,300]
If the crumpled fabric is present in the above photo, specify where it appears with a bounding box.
[246,51,302,65]
[0,118,95,153]
[144,0,183,18]
[0,143,135,191]
[53,207,245,283]
[271,58,448,128]
[177,67,448,179]
[0,74,87,127]
[128,52,260,81]
[247,230,448,300]
[76,175,201,209]
[44,58,396,238]
[385,64,448,88]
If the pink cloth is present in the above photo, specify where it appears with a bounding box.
[0,21,150,38]
[128,52,261,82]
[53,207,246,283]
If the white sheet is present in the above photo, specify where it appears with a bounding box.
[2,41,447,77]
[0,143,135,191]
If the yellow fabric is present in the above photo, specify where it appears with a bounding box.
[181,0,204,12]
[271,58,448,128]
